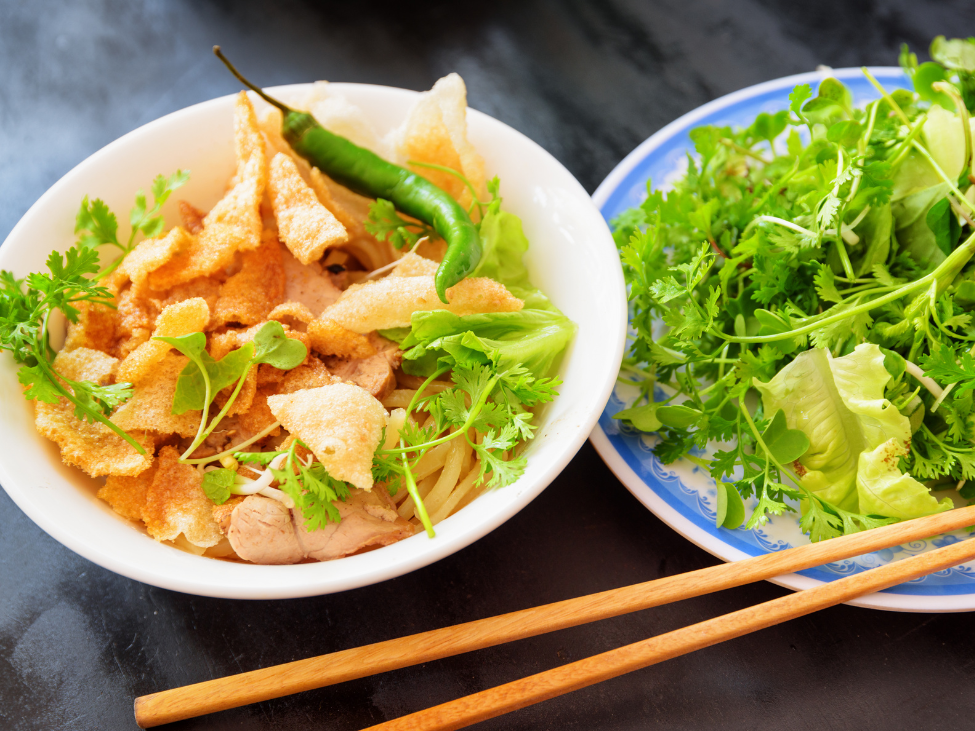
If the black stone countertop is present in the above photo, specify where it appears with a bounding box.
[3,2,975,729]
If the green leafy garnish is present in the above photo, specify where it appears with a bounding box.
[236,439,350,530]
[202,468,235,504]
[365,198,437,250]
[161,321,308,461]
[611,40,975,541]
[0,245,142,452]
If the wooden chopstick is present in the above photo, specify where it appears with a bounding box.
[361,532,975,731]
[133,504,975,728]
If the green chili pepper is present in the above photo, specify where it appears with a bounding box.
[214,46,481,304]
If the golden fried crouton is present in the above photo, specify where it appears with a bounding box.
[62,270,125,354]
[142,446,222,547]
[153,276,223,321]
[267,301,315,328]
[278,356,336,394]
[389,251,439,277]
[33,347,154,477]
[266,383,386,489]
[307,318,376,359]
[35,400,154,477]
[319,275,522,333]
[117,227,193,288]
[237,385,281,437]
[111,352,202,437]
[147,93,266,289]
[178,201,206,234]
[116,298,209,384]
[268,153,348,264]
[98,464,158,521]
[212,231,285,326]
[392,73,486,210]
[52,347,118,384]
[213,365,257,417]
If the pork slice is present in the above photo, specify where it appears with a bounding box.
[282,249,343,317]
[227,495,305,565]
[324,353,397,400]
[293,489,413,561]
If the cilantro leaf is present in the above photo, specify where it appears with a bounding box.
[365,198,436,249]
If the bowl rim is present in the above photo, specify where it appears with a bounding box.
[0,82,627,599]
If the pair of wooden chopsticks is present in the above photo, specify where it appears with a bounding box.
[134,505,975,729]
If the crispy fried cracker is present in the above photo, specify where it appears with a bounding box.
[98,463,157,521]
[212,231,285,326]
[389,252,439,278]
[267,301,315,326]
[142,445,222,547]
[36,349,154,479]
[118,227,192,288]
[53,347,118,384]
[116,297,209,384]
[112,352,202,437]
[268,153,348,265]
[266,383,386,489]
[63,270,125,353]
[237,385,281,437]
[392,73,486,209]
[320,275,522,333]
[278,356,337,394]
[307,318,376,359]
[147,93,266,289]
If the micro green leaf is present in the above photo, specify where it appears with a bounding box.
[202,469,235,504]
[252,320,307,369]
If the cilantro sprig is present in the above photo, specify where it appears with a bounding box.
[374,356,559,538]
[203,438,351,531]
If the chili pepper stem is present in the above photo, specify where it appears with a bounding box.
[213,46,293,114]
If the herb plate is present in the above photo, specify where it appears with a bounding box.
[590,67,975,613]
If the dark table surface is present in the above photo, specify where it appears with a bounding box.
[4,1,975,729]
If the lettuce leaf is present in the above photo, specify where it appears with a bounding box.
[856,438,953,519]
[754,344,911,511]
[401,309,576,378]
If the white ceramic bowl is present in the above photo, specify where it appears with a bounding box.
[0,84,626,599]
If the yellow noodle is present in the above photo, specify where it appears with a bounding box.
[413,442,451,480]
[431,465,482,524]
[397,470,440,520]
[425,438,467,519]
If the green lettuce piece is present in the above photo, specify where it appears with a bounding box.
[853,203,892,277]
[754,344,911,511]
[857,438,953,519]
[892,182,950,270]
[922,105,970,183]
[401,309,576,378]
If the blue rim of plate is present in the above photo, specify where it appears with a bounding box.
[590,67,975,613]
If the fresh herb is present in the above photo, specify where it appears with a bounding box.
[0,246,142,451]
[612,39,975,540]
[160,320,307,461]
[235,439,351,530]
[365,198,438,250]
[75,170,189,277]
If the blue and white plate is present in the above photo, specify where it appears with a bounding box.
[590,67,975,613]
